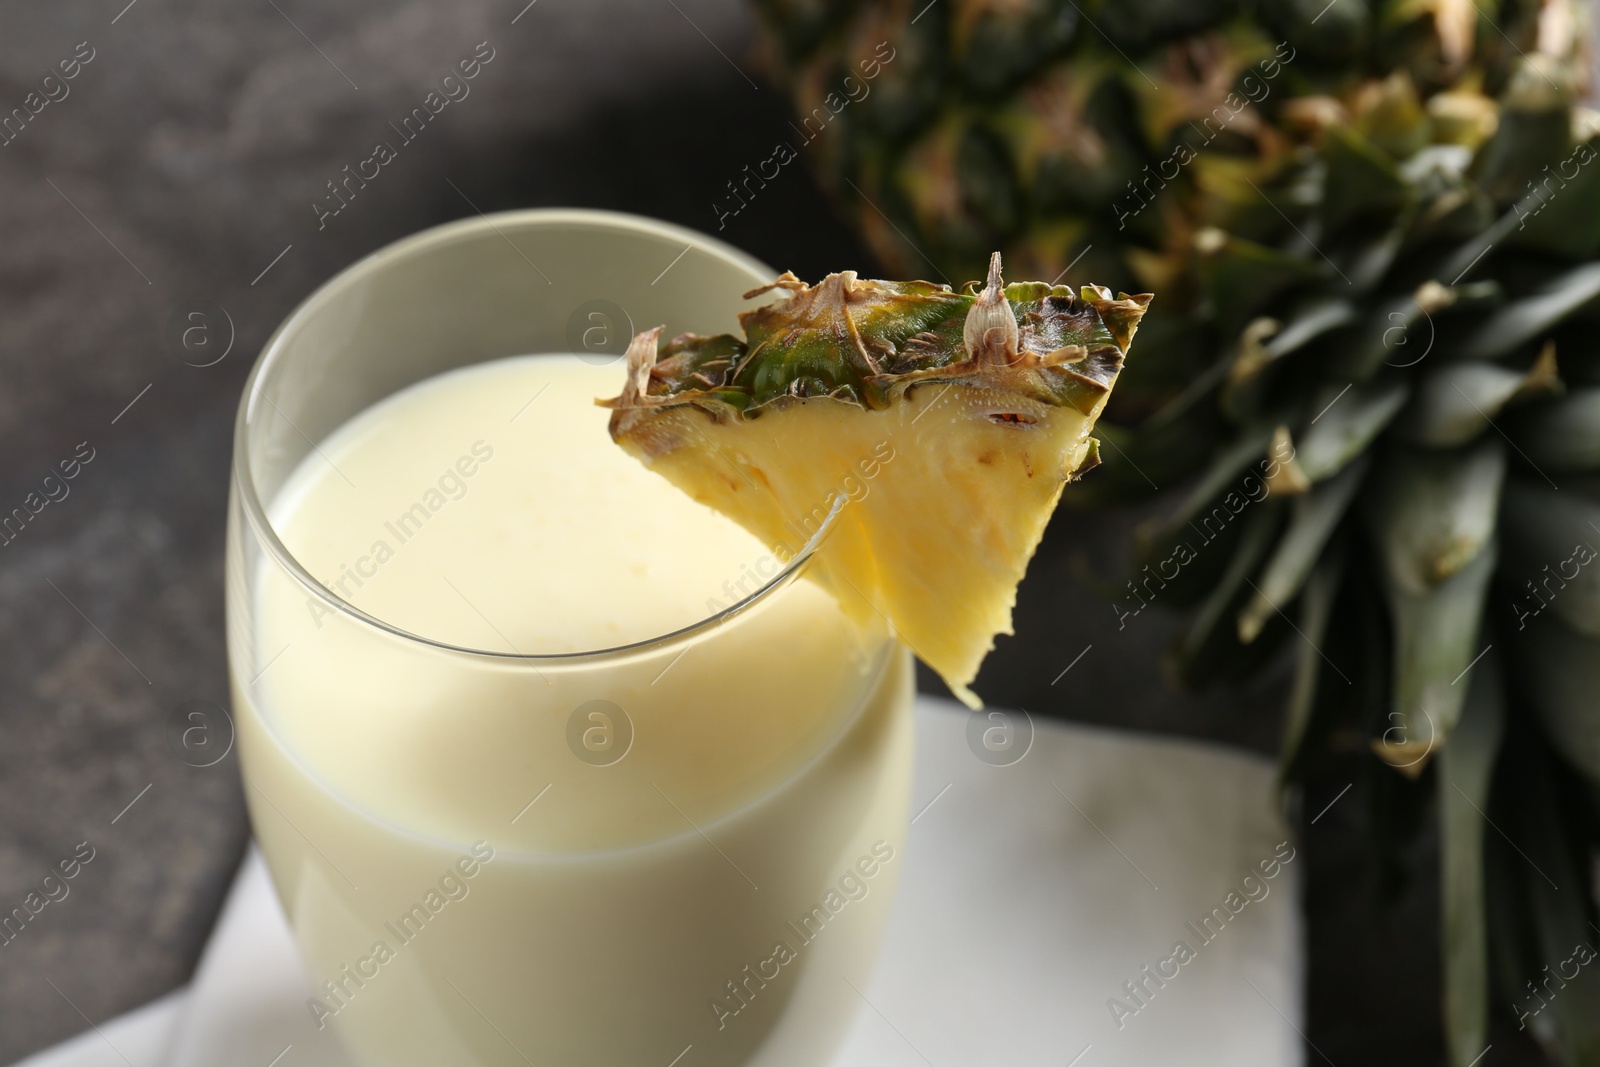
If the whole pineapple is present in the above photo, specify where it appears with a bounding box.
[754,1,1600,1064]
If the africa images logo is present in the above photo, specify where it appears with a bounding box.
[708,841,896,1031]
[306,842,495,1029]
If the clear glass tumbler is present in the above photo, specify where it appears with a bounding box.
[225,210,915,1067]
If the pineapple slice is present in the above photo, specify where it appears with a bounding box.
[603,254,1149,707]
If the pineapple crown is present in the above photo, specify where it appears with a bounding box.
[603,253,1151,433]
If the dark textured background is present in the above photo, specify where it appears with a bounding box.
[0,2,1561,1063]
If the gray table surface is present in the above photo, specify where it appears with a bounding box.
[0,2,1556,1063]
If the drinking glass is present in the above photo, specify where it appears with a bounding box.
[225,210,915,1067]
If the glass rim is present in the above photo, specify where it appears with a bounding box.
[232,208,843,665]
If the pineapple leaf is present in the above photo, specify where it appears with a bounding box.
[1222,298,1360,420]
[1261,297,1360,361]
[1338,290,1445,382]
[1136,421,1275,569]
[1439,645,1504,1067]
[1367,440,1505,593]
[1393,351,1560,449]
[1366,442,1505,773]
[1321,124,1411,233]
[1220,318,1283,423]
[1239,455,1367,642]
[1140,342,1231,436]
[1275,545,1344,790]
[1372,541,1496,774]
[1458,260,1600,361]
[1196,230,1327,335]
[1500,481,1600,639]
[1509,386,1600,471]
[1515,617,1600,786]
[1433,205,1524,289]
[1167,501,1285,688]
[1484,764,1557,1049]
[1508,134,1600,259]
[1341,222,1409,292]
[1499,732,1600,1063]
[1281,378,1409,485]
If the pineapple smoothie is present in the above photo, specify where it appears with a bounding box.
[233,354,914,1067]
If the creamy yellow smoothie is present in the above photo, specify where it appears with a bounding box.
[231,354,914,1067]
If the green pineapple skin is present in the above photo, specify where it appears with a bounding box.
[754,2,1600,1065]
